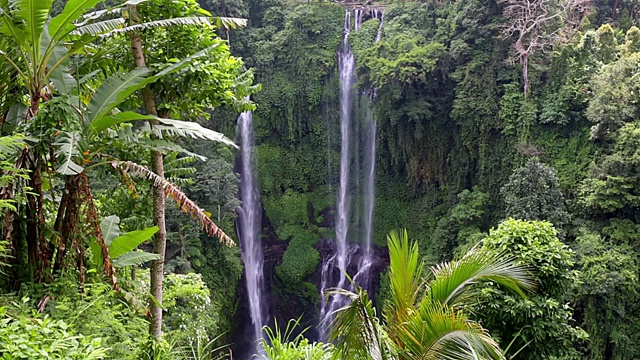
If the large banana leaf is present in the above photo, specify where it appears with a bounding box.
[86,43,221,127]
[112,251,161,268]
[53,131,83,175]
[109,226,159,259]
[86,67,152,125]
[44,25,76,94]
[100,215,121,246]
[8,0,53,54]
[152,118,238,148]
[89,110,153,134]
[48,0,103,40]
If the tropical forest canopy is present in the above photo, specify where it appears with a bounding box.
[0,0,639,359]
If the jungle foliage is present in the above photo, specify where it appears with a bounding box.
[2,0,640,359]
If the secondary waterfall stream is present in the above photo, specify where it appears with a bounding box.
[237,110,267,355]
[319,8,382,341]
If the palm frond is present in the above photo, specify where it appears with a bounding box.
[397,299,504,360]
[384,229,425,327]
[103,16,214,36]
[214,16,247,29]
[152,118,238,148]
[114,160,235,246]
[427,249,536,308]
[328,287,392,360]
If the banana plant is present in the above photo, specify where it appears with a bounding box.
[51,43,236,176]
[94,215,160,269]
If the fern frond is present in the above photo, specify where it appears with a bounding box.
[113,161,235,247]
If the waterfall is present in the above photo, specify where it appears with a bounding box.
[319,8,383,341]
[354,99,376,289]
[237,111,267,355]
[375,10,384,42]
[319,10,356,340]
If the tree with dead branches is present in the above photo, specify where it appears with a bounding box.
[499,0,590,97]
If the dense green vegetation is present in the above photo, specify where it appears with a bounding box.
[1,0,640,359]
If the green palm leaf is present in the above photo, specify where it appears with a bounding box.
[397,299,503,360]
[328,287,392,360]
[385,229,425,327]
[427,249,536,308]
[105,16,214,36]
[73,18,125,36]
[152,118,238,148]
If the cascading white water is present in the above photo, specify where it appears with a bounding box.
[237,111,267,355]
[319,8,383,342]
[355,100,377,287]
[319,11,356,340]
[375,10,384,42]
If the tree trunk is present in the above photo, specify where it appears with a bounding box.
[522,54,530,98]
[128,4,167,339]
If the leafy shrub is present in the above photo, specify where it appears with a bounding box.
[473,219,587,360]
[47,281,149,360]
[0,299,108,359]
[133,270,218,348]
[261,318,333,360]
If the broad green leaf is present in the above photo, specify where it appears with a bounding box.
[153,118,238,148]
[100,215,120,247]
[89,111,155,134]
[49,0,103,41]
[87,44,223,130]
[89,240,103,269]
[44,27,76,94]
[9,0,53,50]
[112,251,161,268]
[86,67,152,125]
[109,226,159,259]
[53,131,83,175]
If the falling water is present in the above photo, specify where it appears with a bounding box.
[355,100,377,288]
[375,10,384,42]
[354,8,364,31]
[319,11,356,339]
[319,8,383,341]
[237,111,267,355]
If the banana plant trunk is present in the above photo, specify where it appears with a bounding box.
[128,4,167,339]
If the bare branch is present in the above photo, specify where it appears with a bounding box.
[498,0,590,95]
